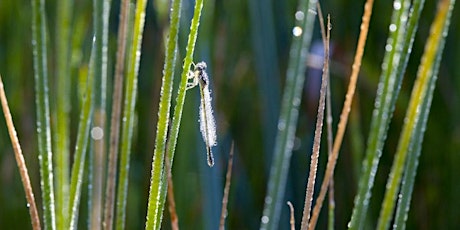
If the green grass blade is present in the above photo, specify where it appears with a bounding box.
[393,1,455,229]
[113,0,148,228]
[68,43,95,229]
[31,0,56,228]
[259,0,317,229]
[145,0,204,229]
[348,0,416,228]
[53,0,73,228]
[376,0,427,229]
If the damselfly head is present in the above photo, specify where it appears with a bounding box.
[194,61,209,86]
[195,62,207,71]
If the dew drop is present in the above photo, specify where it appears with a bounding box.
[295,11,305,21]
[91,127,104,140]
[261,216,270,224]
[265,196,272,204]
[389,24,397,32]
[393,1,402,10]
[293,97,301,107]
[385,44,393,52]
[278,120,286,131]
[292,26,303,37]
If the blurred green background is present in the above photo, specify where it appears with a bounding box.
[1,0,459,229]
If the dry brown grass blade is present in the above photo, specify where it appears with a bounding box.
[300,3,330,229]
[320,9,336,229]
[308,0,374,229]
[165,156,179,230]
[0,75,41,230]
[103,0,130,229]
[219,142,235,230]
[287,201,295,230]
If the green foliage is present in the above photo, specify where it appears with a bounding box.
[0,0,458,229]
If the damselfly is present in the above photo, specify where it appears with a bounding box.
[187,62,217,167]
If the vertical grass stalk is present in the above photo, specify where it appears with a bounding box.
[111,0,131,229]
[259,0,317,229]
[145,0,204,229]
[110,0,148,228]
[31,0,56,228]
[393,0,456,228]
[349,0,421,228]
[54,0,73,228]
[320,7,336,230]
[300,11,330,230]
[376,0,428,229]
[68,44,95,229]
[91,0,111,228]
[219,143,235,230]
[308,0,374,228]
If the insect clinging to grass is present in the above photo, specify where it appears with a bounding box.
[186,61,217,167]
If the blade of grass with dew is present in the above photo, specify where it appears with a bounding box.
[31,0,56,228]
[349,0,423,228]
[393,0,455,228]
[308,0,374,228]
[144,0,184,226]
[112,0,148,228]
[53,0,73,228]
[1,75,41,230]
[318,6,336,230]
[90,0,111,228]
[259,0,317,229]
[219,143,235,230]
[68,42,95,229]
[327,72,335,230]
[375,0,429,228]
[109,0,130,229]
[300,10,330,230]
[146,0,205,229]
[316,7,336,230]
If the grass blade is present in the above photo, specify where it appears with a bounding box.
[68,43,95,229]
[300,10,330,229]
[166,154,179,230]
[219,143,235,230]
[1,75,41,230]
[259,0,317,229]
[31,0,56,228]
[90,0,110,228]
[111,0,130,229]
[348,0,416,228]
[393,0,456,228]
[111,0,148,228]
[287,202,295,230]
[145,0,205,228]
[53,0,73,228]
[376,0,427,229]
[308,0,374,228]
